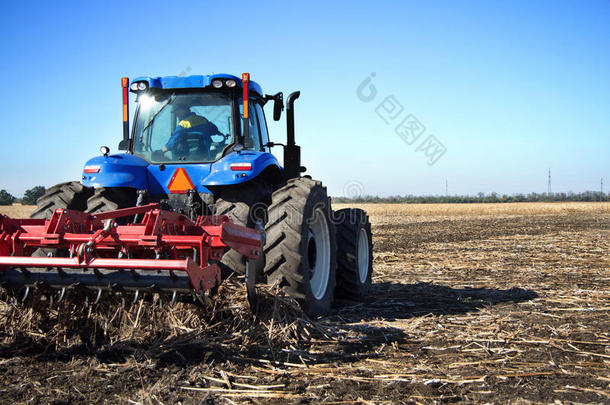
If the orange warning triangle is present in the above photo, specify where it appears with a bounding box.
[168,167,195,194]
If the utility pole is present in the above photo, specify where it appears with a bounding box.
[547,168,552,195]
[445,179,448,196]
[602,178,604,199]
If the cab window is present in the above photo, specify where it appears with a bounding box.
[255,103,269,151]
[239,101,261,150]
[133,92,233,163]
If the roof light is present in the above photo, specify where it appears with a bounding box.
[212,80,223,88]
[84,165,101,174]
[230,163,252,171]
[137,82,148,91]
[225,79,236,88]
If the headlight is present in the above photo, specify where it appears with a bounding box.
[225,79,236,88]
[212,80,223,88]
[137,82,148,91]
[130,83,139,91]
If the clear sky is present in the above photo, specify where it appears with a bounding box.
[0,0,608,197]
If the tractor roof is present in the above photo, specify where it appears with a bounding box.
[130,74,263,97]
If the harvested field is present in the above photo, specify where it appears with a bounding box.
[0,203,34,218]
[0,202,609,404]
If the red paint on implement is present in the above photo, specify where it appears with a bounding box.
[0,205,261,293]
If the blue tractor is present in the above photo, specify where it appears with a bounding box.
[28,73,373,316]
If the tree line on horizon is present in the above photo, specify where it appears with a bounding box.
[333,191,609,204]
[1,187,608,206]
[0,186,46,206]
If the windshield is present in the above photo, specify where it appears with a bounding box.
[133,92,234,163]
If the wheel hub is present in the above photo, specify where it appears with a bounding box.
[357,228,369,283]
[307,208,331,300]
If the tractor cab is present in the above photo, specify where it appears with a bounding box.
[127,75,273,164]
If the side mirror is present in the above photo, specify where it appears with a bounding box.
[118,139,130,151]
[264,92,284,121]
[273,98,283,121]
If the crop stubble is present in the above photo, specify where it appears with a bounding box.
[0,203,608,404]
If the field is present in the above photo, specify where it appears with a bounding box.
[1,202,609,404]
[0,203,34,218]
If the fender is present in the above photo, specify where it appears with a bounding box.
[81,153,149,190]
[81,151,283,195]
[203,151,283,186]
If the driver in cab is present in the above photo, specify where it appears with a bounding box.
[154,100,221,158]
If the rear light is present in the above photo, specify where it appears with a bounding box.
[84,165,101,173]
[230,163,252,171]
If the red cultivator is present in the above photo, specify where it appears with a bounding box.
[0,204,262,306]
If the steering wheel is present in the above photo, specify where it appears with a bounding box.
[174,131,212,160]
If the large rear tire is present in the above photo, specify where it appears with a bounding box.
[215,181,272,275]
[28,181,93,262]
[30,181,93,220]
[334,208,373,299]
[85,187,137,214]
[216,199,253,275]
[264,178,336,317]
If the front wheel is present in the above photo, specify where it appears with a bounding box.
[334,208,373,299]
[264,178,336,317]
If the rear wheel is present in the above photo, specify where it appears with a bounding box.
[215,181,272,275]
[29,181,93,258]
[30,181,93,220]
[264,178,336,317]
[334,208,373,299]
[86,187,137,215]
[216,199,254,275]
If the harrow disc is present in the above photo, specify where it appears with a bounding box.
[0,203,262,307]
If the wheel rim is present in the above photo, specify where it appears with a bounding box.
[307,207,331,300]
[357,228,369,283]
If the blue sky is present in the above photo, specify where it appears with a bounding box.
[0,0,608,197]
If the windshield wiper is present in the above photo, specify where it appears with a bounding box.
[140,96,174,134]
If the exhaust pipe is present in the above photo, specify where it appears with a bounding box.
[284,91,301,179]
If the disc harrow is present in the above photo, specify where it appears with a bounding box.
[0,203,262,305]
